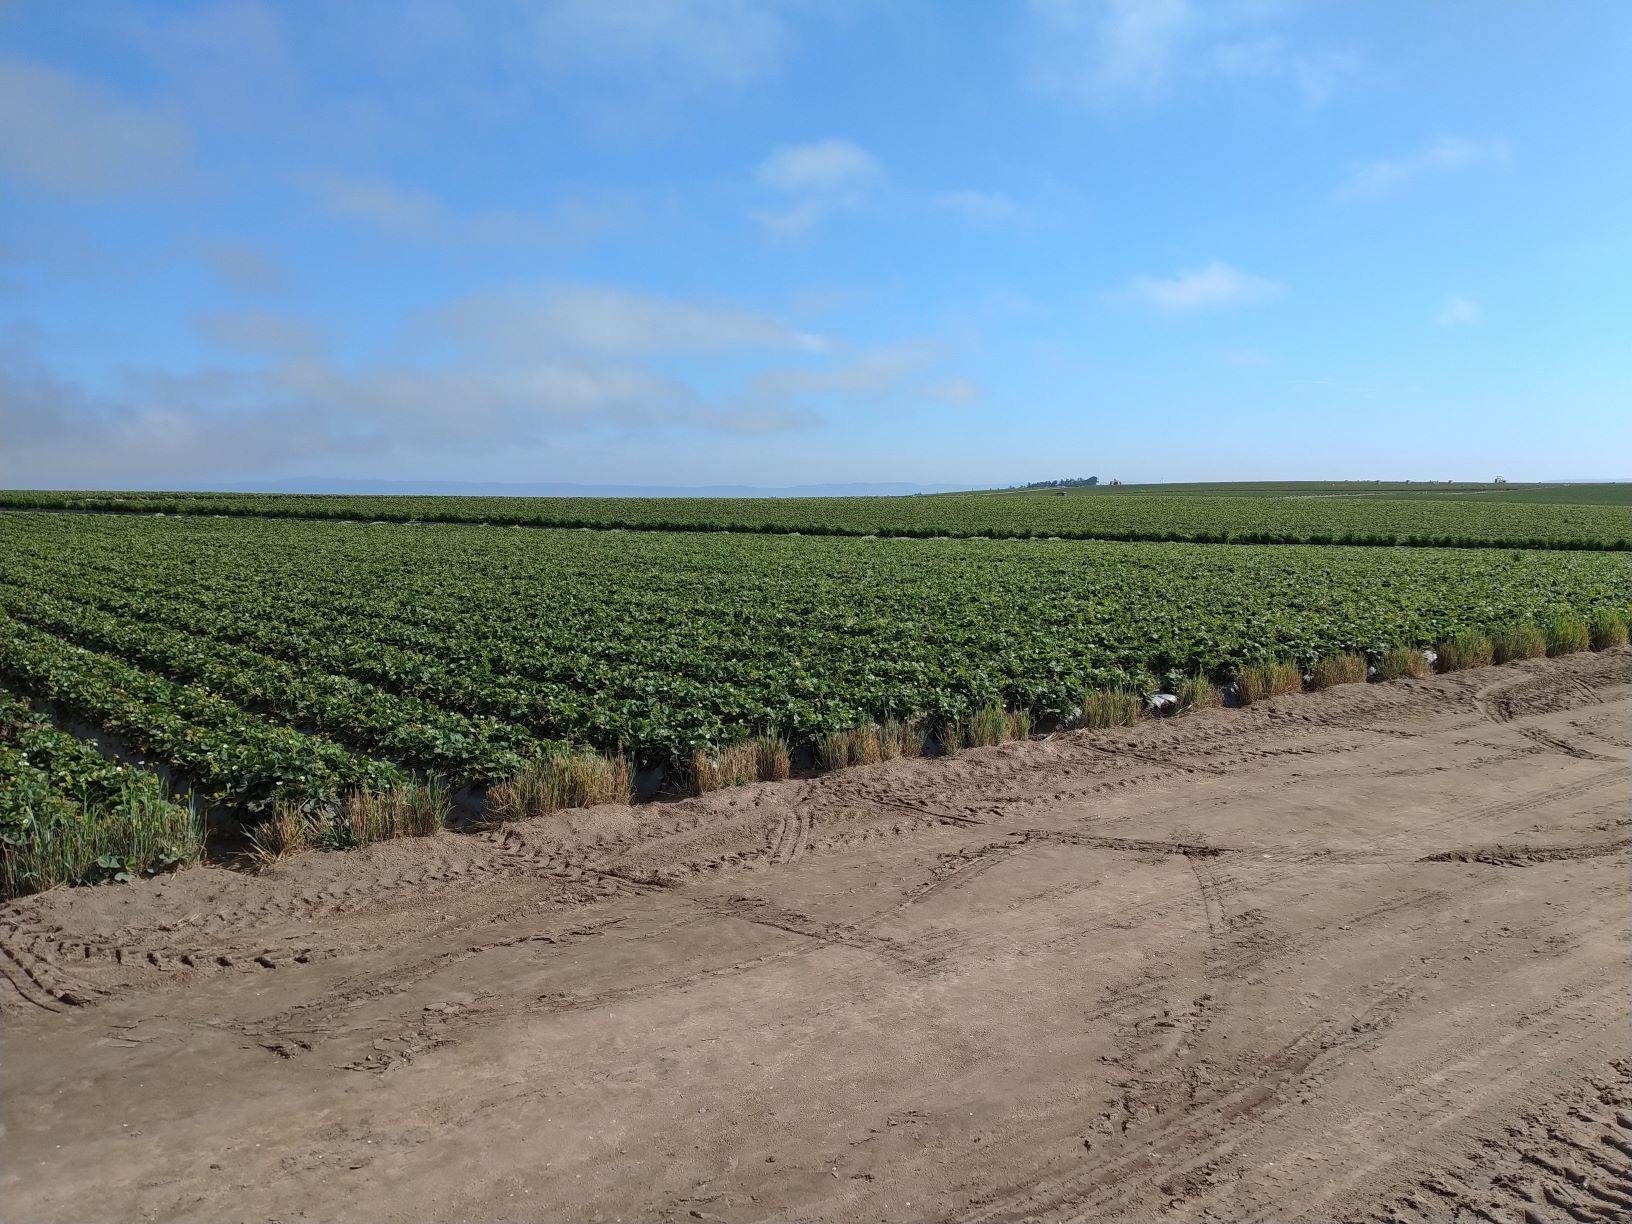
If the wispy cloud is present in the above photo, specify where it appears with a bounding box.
[2,284,978,484]
[304,173,626,248]
[432,286,831,357]
[1434,294,1482,327]
[1025,0,1357,109]
[0,56,190,194]
[193,240,284,295]
[1336,136,1511,201]
[1126,260,1285,311]
[752,138,883,235]
[931,190,1030,227]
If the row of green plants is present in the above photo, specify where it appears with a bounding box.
[4,514,1628,774]
[1,690,201,897]
[0,582,557,782]
[0,616,403,812]
[4,604,1627,895]
[3,487,1627,549]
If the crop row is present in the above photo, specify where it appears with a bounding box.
[3,513,1626,773]
[0,581,554,782]
[0,614,404,810]
[1,486,1626,549]
[0,690,200,896]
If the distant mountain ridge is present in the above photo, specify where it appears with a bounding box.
[201,478,979,499]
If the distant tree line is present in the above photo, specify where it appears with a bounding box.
[1021,477,1100,489]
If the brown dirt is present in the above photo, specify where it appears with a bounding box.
[3,649,1630,1223]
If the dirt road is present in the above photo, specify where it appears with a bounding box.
[4,651,1630,1223]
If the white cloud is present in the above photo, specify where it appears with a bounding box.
[756,138,882,193]
[1026,0,1356,109]
[1127,260,1285,311]
[433,286,830,357]
[1434,295,1482,327]
[752,138,882,234]
[0,57,189,194]
[931,190,1029,227]
[304,173,626,248]
[523,0,788,92]
[1337,136,1511,200]
[1,285,974,485]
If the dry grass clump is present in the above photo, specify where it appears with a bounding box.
[878,719,926,760]
[253,780,452,864]
[1491,624,1547,663]
[1308,654,1367,690]
[1173,674,1222,712]
[1542,611,1590,657]
[691,742,758,793]
[1079,688,1143,729]
[1374,648,1431,680]
[1588,607,1629,650]
[248,801,316,864]
[1235,661,1302,706]
[756,734,792,781]
[487,752,632,820]
[950,705,1031,749]
[343,779,449,843]
[1433,632,1494,673]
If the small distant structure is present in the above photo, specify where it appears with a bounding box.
[1023,476,1100,490]
[1493,476,1508,484]
[1108,478,1122,486]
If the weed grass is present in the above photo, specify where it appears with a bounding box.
[1235,661,1303,705]
[1308,654,1367,689]
[1079,688,1144,728]
[1491,624,1547,663]
[1542,611,1590,656]
[1,783,201,897]
[1374,648,1431,680]
[487,753,632,820]
[1587,607,1629,650]
[1433,632,1494,673]
[1173,674,1222,712]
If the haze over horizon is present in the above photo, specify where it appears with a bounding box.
[3,1,1629,490]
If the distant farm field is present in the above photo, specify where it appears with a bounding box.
[3,481,1628,548]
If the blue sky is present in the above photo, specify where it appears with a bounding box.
[3,1,1629,489]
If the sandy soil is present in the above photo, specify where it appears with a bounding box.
[3,650,1630,1224]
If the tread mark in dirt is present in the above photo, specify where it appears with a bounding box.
[1355,1060,1632,1224]
[1421,836,1631,868]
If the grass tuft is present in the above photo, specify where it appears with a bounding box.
[1587,607,1629,650]
[1235,660,1303,705]
[1542,611,1590,657]
[487,752,632,819]
[1374,648,1431,680]
[957,705,1012,749]
[248,801,314,865]
[755,734,791,782]
[1173,674,1222,712]
[1079,688,1143,729]
[1433,632,1494,673]
[879,719,926,760]
[1490,624,1547,664]
[1,784,202,897]
[342,779,449,844]
[1308,654,1367,690]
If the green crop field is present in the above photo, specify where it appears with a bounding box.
[3,482,1628,548]
[2,506,1628,894]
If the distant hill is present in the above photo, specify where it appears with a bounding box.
[202,478,979,499]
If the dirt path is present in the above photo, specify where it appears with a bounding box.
[3,651,1630,1223]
